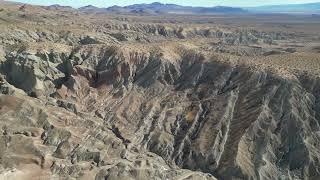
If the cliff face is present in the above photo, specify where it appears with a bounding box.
[1,45,320,180]
[1,1,320,180]
[55,47,320,180]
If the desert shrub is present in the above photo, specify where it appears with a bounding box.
[7,42,29,53]
[149,47,164,59]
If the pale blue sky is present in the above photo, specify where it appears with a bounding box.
[9,0,320,7]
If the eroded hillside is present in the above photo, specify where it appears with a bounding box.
[1,1,320,180]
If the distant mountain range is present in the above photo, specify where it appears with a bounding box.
[78,2,320,15]
[79,2,247,14]
[246,2,320,14]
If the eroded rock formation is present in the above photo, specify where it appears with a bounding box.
[1,1,320,179]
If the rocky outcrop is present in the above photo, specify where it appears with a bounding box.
[0,92,216,179]
[2,45,315,179]
[0,52,72,96]
[2,41,320,179]
[1,2,320,179]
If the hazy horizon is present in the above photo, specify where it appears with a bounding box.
[7,0,320,8]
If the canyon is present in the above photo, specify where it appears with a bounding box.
[1,1,320,179]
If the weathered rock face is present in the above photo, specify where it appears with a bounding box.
[0,52,72,97]
[2,44,319,179]
[1,1,320,179]
[0,93,217,179]
[59,47,320,180]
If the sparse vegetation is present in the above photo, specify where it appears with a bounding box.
[7,42,29,53]
[1,1,320,180]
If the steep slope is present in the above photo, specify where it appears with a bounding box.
[51,46,320,180]
[1,43,320,179]
[1,1,320,180]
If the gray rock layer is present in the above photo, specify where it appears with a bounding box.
[1,46,318,179]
